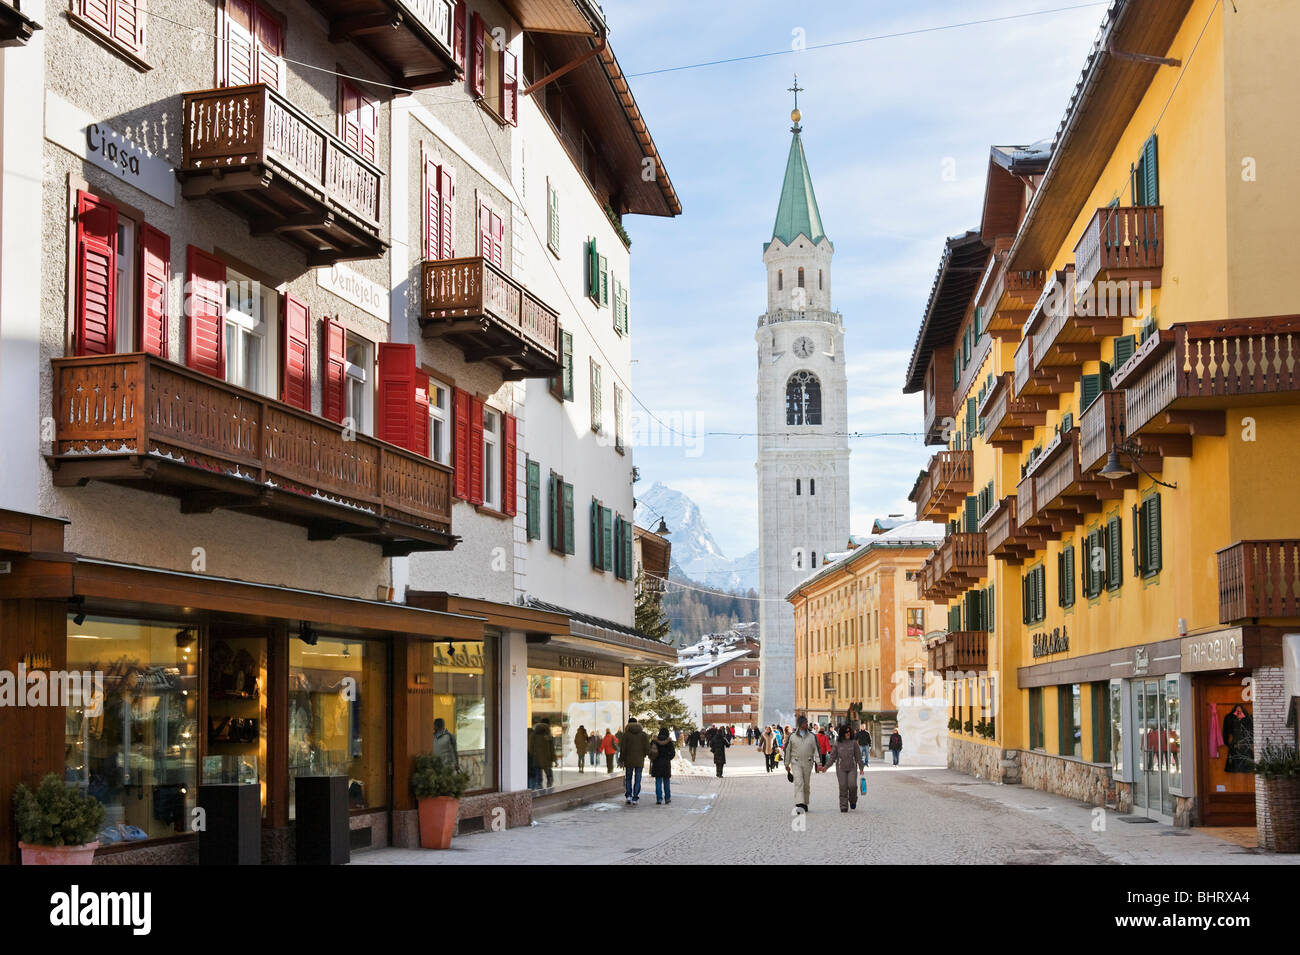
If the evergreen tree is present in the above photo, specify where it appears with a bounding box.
[630,574,695,736]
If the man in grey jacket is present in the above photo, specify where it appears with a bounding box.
[784,716,820,814]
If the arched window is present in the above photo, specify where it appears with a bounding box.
[797,267,805,288]
[811,551,817,568]
[777,269,783,290]
[810,478,816,496]
[795,478,801,495]
[819,269,823,290]
[786,371,822,425]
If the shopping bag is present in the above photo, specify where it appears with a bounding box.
[859,776,867,795]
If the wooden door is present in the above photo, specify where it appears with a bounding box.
[1195,675,1256,826]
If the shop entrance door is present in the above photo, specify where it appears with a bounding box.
[1131,679,1178,821]
[1195,676,1255,826]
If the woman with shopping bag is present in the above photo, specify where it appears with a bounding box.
[832,725,865,812]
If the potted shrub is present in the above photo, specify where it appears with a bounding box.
[1255,742,1300,853]
[13,774,106,865]
[411,755,470,850]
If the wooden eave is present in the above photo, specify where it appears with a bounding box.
[406,590,570,636]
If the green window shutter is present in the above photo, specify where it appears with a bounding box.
[591,499,601,568]
[966,397,976,438]
[613,516,624,578]
[1021,574,1029,625]
[561,330,574,400]
[562,482,574,555]
[1080,374,1101,411]
[973,306,983,338]
[1060,412,1074,434]
[949,604,961,633]
[1132,503,1143,577]
[1107,517,1123,590]
[987,584,995,633]
[1029,688,1041,750]
[1037,566,1046,622]
[548,185,560,253]
[587,239,600,299]
[1113,335,1136,369]
[964,495,978,533]
[1066,546,1076,606]
[1100,360,1112,393]
[1139,134,1159,206]
[962,328,970,367]
[1145,494,1162,576]
[526,460,541,540]
[624,518,634,582]
[598,254,609,307]
[601,506,613,572]
[1057,552,1066,608]
[952,354,960,389]
[547,474,558,550]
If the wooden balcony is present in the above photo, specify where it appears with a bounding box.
[1011,332,1059,413]
[313,0,460,88]
[420,257,561,379]
[0,0,39,46]
[179,84,385,266]
[917,532,987,601]
[1030,267,1122,375]
[1113,317,1300,444]
[1218,540,1300,623]
[927,631,989,674]
[985,260,1047,340]
[48,354,455,555]
[981,494,1040,565]
[980,372,1046,449]
[909,449,973,522]
[1073,205,1163,298]
[1016,428,1131,541]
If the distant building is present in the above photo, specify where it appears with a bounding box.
[676,624,761,732]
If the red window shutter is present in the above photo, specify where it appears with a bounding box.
[470,12,486,97]
[75,190,117,357]
[253,4,283,90]
[82,0,112,32]
[478,200,492,261]
[503,412,517,516]
[340,80,362,155]
[413,372,431,457]
[439,166,455,259]
[501,49,518,126]
[489,210,504,267]
[321,317,347,423]
[377,342,416,450]
[185,246,226,378]
[422,155,435,260]
[138,224,169,359]
[468,395,484,505]
[280,294,311,411]
[222,0,256,87]
[452,1,466,69]
[452,387,470,499]
[112,0,143,53]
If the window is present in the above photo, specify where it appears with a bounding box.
[590,500,613,572]
[550,328,574,402]
[710,686,726,695]
[1029,687,1044,750]
[819,269,823,290]
[907,608,924,637]
[66,615,198,844]
[548,473,575,555]
[71,0,147,62]
[428,379,450,464]
[1135,493,1162,577]
[1083,527,1104,599]
[1022,564,1046,624]
[1058,543,1076,608]
[785,371,822,425]
[482,408,501,510]
[1091,681,1111,763]
[586,239,608,306]
[795,479,801,496]
[1105,516,1123,592]
[220,0,283,90]
[526,459,541,540]
[613,278,629,335]
[811,551,817,568]
[114,219,135,352]
[1134,134,1159,206]
[423,152,455,261]
[344,334,373,436]
[777,269,783,290]
[339,79,378,163]
[477,199,504,267]
[546,180,560,255]
[590,359,602,433]
[410,638,497,792]
[614,385,625,453]
[1059,684,1081,757]
[797,267,804,288]
[223,267,278,398]
[810,478,816,496]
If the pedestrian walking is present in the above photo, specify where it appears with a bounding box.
[774,725,784,749]
[759,725,777,772]
[709,724,730,777]
[587,727,601,769]
[785,716,819,814]
[856,724,872,767]
[814,725,832,773]
[746,726,754,744]
[649,727,675,804]
[530,719,555,789]
[574,724,589,773]
[620,717,650,805]
[615,728,624,768]
[687,728,700,762]
[432,717,458,769]
[601,727,617,773]
[889,729,904,766]
[832,725,865,812]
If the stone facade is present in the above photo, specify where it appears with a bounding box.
[1020,750,1117,809]
[1252,666,1288,850]
[948,737,1007,782]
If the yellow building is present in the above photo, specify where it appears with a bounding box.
[787,522,946,751]
[904,0,1298,844]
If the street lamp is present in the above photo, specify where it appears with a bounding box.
[1100,421,1177,489]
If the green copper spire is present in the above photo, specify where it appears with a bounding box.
[768,77,827,249]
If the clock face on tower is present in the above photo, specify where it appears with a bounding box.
[793,336,814,358]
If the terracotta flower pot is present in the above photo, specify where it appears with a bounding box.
[19,841,99,865]
[417,796,459,850]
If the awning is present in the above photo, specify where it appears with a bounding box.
[524,596,677,664]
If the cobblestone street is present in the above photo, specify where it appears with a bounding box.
[355,745,1292,866]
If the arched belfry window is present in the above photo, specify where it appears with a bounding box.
[797,267,805,288]
[786,371,822,426]
[795,478,801,495]
[777,269,783,290]
[810,478,816,496]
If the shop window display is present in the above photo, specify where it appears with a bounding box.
[204,631,267,808]
[408,640,496,792]
[288,636,389,816]
[65,616,200,845]
[526,668,626,792]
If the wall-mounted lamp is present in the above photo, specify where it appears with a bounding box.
[1099,422,1177,489]
[297,621,319,646]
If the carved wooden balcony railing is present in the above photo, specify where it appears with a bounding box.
[1030,267,1122,377]
[909,449,973,522]
[420,256,562,379]
[927,631,989,674]
[917,532,988,601]
[313,0,459,88]
[179,84,386,266]
[1218,540,1300,623]
[986,258,1047,341]
[980,371,1046,449]
[48,353,455,555]
[1079,389,1124,472]
[981,494,1039,565]
[1015,428,1130,542]
[1073,205,1163,298]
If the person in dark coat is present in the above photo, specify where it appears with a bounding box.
[709,725,729,777]
[833,725,865,812]
[649,727,676,804]
[574,725,590,773]
[620,718,650,805]
[888,729,904,766]
[856,725,872,766]
[1223,705,1254,773]
[686,728,701,762]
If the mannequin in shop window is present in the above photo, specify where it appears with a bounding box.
[1222,704,1254,773]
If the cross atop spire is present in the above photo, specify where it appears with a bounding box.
[788,74,803,131]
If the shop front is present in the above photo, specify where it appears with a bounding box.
[526,645,627,792]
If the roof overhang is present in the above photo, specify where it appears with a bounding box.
[504,0,606,36]
[981,146,1050,244]
[1007,0,1195,271]
[0,508,68,557]
[903,231,989,393]
[406,590,569,637]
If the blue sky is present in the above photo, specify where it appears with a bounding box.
[613,0,1106,559]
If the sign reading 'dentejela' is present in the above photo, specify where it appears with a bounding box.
[1031,626,1069,658]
